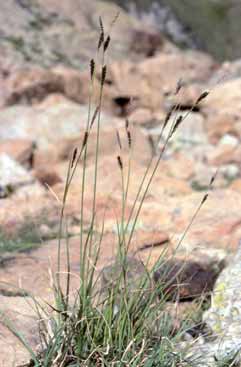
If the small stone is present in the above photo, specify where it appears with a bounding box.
[219,134,239,147]
[220,164,239,182]
[0,153,35,196]
[154,258,221,301]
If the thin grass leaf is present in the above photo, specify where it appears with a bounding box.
[90,105,100,129]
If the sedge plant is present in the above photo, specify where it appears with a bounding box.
[1,16,213,367]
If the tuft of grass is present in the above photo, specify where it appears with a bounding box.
[1,16,213,367]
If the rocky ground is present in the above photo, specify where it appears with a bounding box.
[1,0,241,365]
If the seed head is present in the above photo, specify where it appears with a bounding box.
[90,59,95,80]
[101,65,107,86]
[117,155,123,170]
[104,35,111,53]
[196,91,209,104]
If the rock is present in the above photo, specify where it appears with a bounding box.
[0,101,123,151]
[169,189,241,252]
[0,0,149,72]
[184,239,241,366]
[129,107,154,127]
[154,258,223,301]
[159,111,208,153]
[100,50,215,114]
[2,66,91,107]
[162,0,241,61]
[230,179,241,194]
[219,164,239,182]
[191,162,229,191]
[33,167,62,187]
[0,191,60,246]
[127,28,164,57]
[0,153,42,198]
[100,256,152,304]
[210,59,241,85]
[57,123,152,165]
[205,113,240,145]
[0,138,35,168]
[206,144,237,167]
[162,301,210,338]
[219,134,239,148]
[159,152,195,181]
[203,79,241,124]
[0,296,37,366]
[204,240,241,339]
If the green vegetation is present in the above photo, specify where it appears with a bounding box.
[0,223,41,255]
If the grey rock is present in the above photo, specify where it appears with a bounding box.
[158,112,207,152]
[0,102,121,149]
[182,240,241,366]
[0,153,33,191]
[0,0,150,71]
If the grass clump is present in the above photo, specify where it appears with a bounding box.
[2,16,212,367]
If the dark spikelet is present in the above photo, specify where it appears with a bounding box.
[90,59,95,80]
[116,130,122,150]
[104,35,111,53]
[82,131,89,149]
[201,193,209,205]
[101,65,107,86]
[171,115,183,136]
[125,118,129,130]
[98,31,104,50]
[117,155,123,170]
[110,12,120,29]
[175,78,183,95]
[196,91,209,104]
[71,147,78,168]
[127,130,132,148]
[210,175,215,186]
[164,109,172,128]
[99,16,104,34]
[90,105,100,129]
[98,17,104,50]
[209,169,218,187]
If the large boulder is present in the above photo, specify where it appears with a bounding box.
[0,0,163,72]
